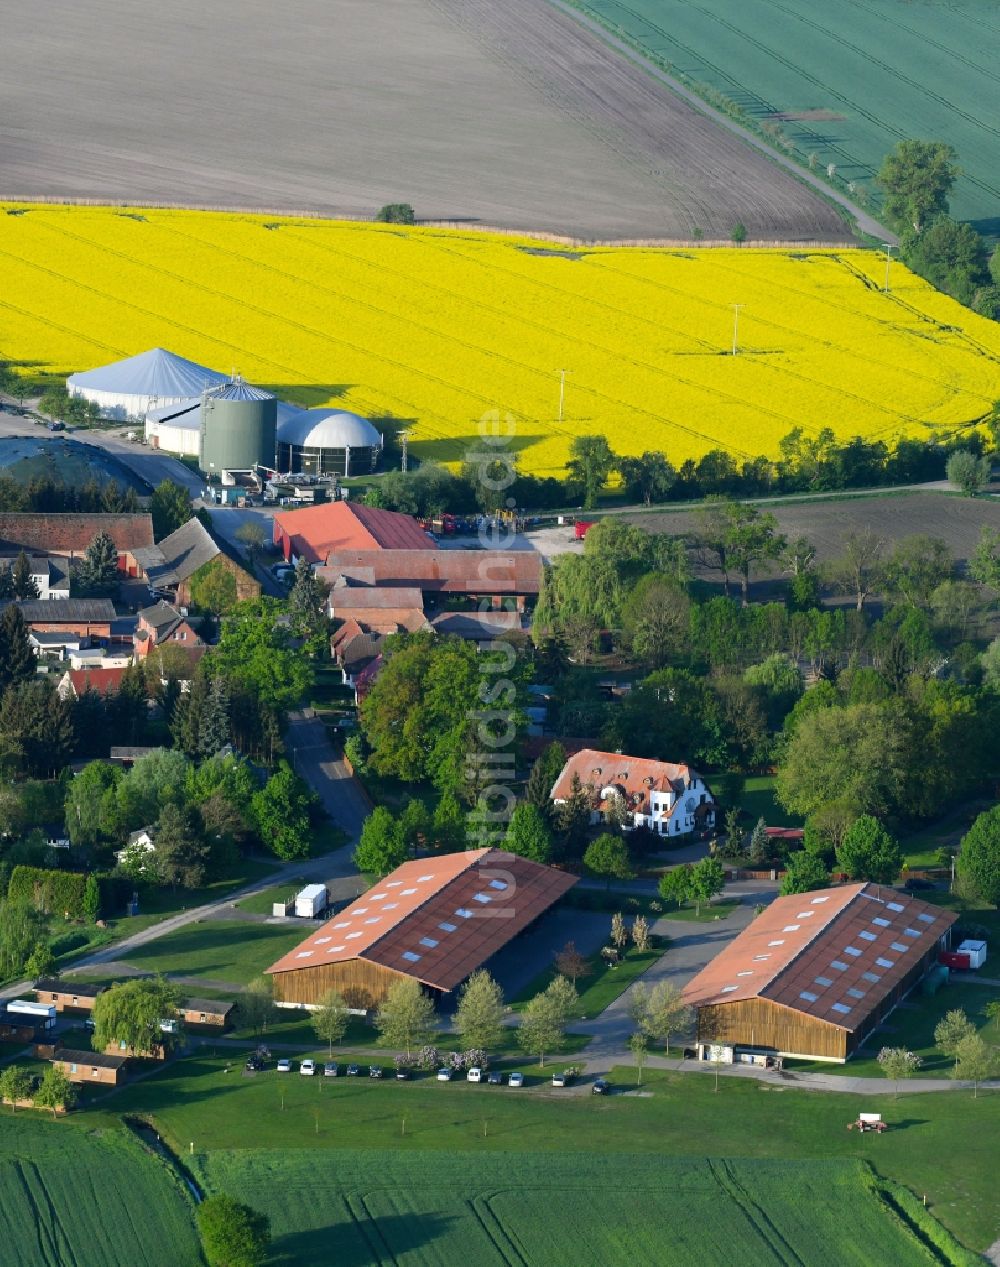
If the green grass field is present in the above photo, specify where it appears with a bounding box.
[511,945,664,1016]
[77,920,306,988]
[570,0,1000,229]
[194,1150,946,1267]
[95,1053,998,1252]
[0,1118,200,1267]
[739,775,800,829]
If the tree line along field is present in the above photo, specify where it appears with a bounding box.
[2,207,1000,477]
[0,1118,199,1267]
[196,1150,945,1267]
[568,0,1000,231]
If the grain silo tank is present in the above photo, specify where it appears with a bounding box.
[199,378,277,474]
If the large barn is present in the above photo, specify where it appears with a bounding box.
[267,849,576,1009]
[682,883,956,1064]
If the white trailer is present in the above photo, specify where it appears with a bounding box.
[957,939,987,969]
[6,999,57,1030]
[295,884,328,919]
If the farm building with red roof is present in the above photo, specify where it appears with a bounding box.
[682,883,956,1063]
[273,502,433,563]
[267,849,576,1009]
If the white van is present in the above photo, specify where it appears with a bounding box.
[466,1067,482,1083]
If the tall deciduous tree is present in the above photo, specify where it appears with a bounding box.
[312,989,350,1057]
[827,527,884,612]
[618,452,676,505]
[835,815,902,885]
[34,1064,76,1118]
[251,763,313,861]
[946,450,991,497]
[239,975,276,1036]
[504,802,553,864]
[0,1065,32,1112]
[354,806,406,877]
[951,1033,997,1097]
[584,833,633,890]
[197,1194,271,1267]
[92,977,180,1055]
[658,863,694,911]
[956,806,1000,905]
[374,977,436,1058]
[567,435,616,509]
[876,1046,922,1098]
[779,851,830,895]
[519,976,576,1068]
[689,856,726,916]
[878,140,958,233]
[150,480,193,541]
[454,970,506,1052]
[633,980,693,1056]
[934,1009,975,1069]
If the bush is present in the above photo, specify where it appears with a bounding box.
[8,867,87,918]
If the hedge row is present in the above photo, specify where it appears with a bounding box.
[8,866,87,917]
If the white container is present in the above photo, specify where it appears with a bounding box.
[957,939,987,969]
[7,999,56,1029]
[295,884,328,919]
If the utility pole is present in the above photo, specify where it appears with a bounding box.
[882,243,895,294]
[400,429,410,472]
[556,369,571,423]
[731,304,741,357]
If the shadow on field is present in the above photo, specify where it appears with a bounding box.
[261,383,354,407]
[891,1119,930,1132]
[274,1213,455,1266]
[412,433,550,463]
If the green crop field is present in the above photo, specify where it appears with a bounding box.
[0,1118,199,1267]
[195,1149,948,1266]
[571,0,1000,230]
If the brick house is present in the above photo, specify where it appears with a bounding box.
[0,513,153,575]
[53,1048,129,1086]
[132,518,259,606]
[3,598,116,639]
[133,600,204,658]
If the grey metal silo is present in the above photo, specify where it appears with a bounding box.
[200,378,277,473]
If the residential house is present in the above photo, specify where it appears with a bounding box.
[549,748,715,837]
[115,826,156,871]
[181,998,234,1029]
[52,1048,129,1086]
[57,666,128,701]
[2,598,116,639]
[0,513,153,573]
[273,501,433,564]
[0,553,70,601]
[326,583,429,634]
[33,979,105,1013]
[133,600,204,659]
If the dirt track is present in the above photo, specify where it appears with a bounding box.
[0,0,847,240]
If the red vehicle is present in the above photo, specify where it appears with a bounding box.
[574,520,595,540]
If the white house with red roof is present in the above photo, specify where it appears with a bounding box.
[549,748,715,838]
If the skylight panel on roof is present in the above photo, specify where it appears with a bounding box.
[489,879,508,890]
[720,985,738,994]
[295,951,314,959]
[473,893,491,904]
[831,1002,852,1015]
[752,954,770,962]
[439,922,457,933]
[831,960,848,971]
[846,988,866,1000]
[332,922,350,929]
[858,931,877,942]
[768,940,785,947]
[364,918,381,925]
[401,951,421,963]
[418,875,434,882]
[811,896,830,904]
[386,881,402,887]
[799,991,818,1002]
[796,911,816,919]
[861,971,880,983]
[737,970,753,977]
[886,901,904,912]
[875,957,895,969]
[370,893,386,901]
[354,908,368,915]
[328,945,345,953]
[419,937,439,949]
[383,904,398,911]
[783,924,800,932]
[814,976,833,988]
[345,932,362,940]
[315,937,331,944]
[917,912,935,923]
[903,928,920,938]
[456,908,473,919]
[872,917,891,927]
[890,942,908,953]
[401,888,417,896]
[844,946,862,957]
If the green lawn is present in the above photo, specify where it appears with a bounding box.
[659,900,740,923]
[236,884,305,915]
[94,1054,1000,1251]
[75,919,306,988]
[195,1150,948,1267]
[789,983,1000,1079]
[739,775,800,828]
[512,945,665,1016]
[563,887,738,922]
[0,1116,200,1266]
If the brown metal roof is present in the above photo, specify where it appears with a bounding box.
[319,549,542,594]
[683,883,956,1033]
[53,1048,127,1070]
[268,849,576,991]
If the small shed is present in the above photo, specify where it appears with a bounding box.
[182,998,235,1029]
[34,978,105,1013]
[54,1048,129,1086]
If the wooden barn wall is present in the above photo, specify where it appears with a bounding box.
[697,998,847,1061]
[273,959,405,1009]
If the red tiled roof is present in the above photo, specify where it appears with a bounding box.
[319,549,542,594]
[268,848,576,991]
[0,513,153,555]
[550,748,702,818]
[682,883,956,1033]
[328,587,425,611]
[68,667,127,696]
[273,503,433,563]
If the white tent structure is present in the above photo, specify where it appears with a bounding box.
[67,348,227,421]
[146,392,303,462]
[276,409,383,476]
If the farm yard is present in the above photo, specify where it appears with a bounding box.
[0,0,845,241]
[0,1118,199,1267]
[195,1150,942,1267]
[571,0,1000,230]
[2,208,1000,475]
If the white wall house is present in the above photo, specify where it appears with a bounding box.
[549,748,715,838]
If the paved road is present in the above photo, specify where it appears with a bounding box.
[286,711,371,842]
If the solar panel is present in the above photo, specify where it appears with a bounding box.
[903,928,920,937]
[472,893,491,904]
[439,922,457,933]
[456,908,473,919]
[489,879,508,890]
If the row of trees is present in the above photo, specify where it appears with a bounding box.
[877,1006,999,1097]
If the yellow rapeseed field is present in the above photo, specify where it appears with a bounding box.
[1,205,999,475]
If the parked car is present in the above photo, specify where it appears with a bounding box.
[300,1059,316,1076]
[276,1058,292,1073]
[83,1018,96,1033]
[323,1063,339,1077]
[47,421,65,431]
[395,1067,410,1080]
[487,1070,503,1085]
[368,1065,383,1079]
[592,1078,609,1095]
[905,877,935,891]
[507,1071,524,1088]
[346,1063,360,1076]
[466,1067,482,1083]
[436,1067,453,1081]
[245,1055,264,1072]
[551,1071,572,1087]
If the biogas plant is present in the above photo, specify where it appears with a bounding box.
[67,347,384,480]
